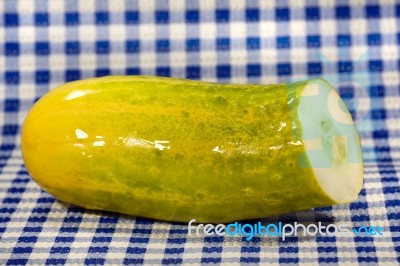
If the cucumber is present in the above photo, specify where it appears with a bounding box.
[21,76,363,223]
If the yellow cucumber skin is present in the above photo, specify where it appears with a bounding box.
[21,76,335,223]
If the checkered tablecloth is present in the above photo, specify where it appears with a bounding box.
[0,0,399,265]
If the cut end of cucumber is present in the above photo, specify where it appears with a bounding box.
[297,79,364,204]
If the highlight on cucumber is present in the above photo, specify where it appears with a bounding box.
[21,76,364,223]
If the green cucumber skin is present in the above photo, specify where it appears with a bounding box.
[22,76,335,223]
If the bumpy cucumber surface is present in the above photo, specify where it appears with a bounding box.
[21,76,363,223]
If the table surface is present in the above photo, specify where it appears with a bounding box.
[0,0,399,265]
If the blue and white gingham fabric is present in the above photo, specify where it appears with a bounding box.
[1,0,399,265]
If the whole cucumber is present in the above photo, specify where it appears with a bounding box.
[21,76,363,223]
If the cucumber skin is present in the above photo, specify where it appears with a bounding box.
[21,76,336,223]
